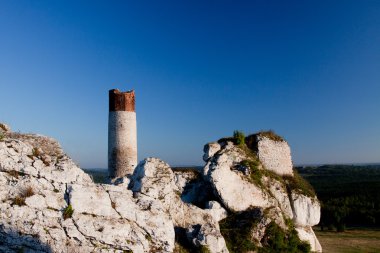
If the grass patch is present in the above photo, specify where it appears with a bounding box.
[8,170,19,179]
[32,147,41,157]
[63,204,74,219]
[238,139,316,198]
[256,130,285,142]
[0,123,8,132]
[315,228,380,253]
[240,159,263,187]
[283,170,316,198]
[13,196,26,206]
[12,186,35,206]
[21,186,35,198]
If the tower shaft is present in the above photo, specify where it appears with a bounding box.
[108,89,137,178]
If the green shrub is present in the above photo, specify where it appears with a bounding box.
[220,209,259,252]
[260,221,310,253]
[233,130,246,145]
[0,132,4,141]
[63,205,74,219]
[241,159,264,187]
[199,245,211,253]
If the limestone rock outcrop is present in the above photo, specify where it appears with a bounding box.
[203,142,271,212]
[129,158,229,252]
[0,131,174,253]
[0,125,322,253]
[202,135,322,252]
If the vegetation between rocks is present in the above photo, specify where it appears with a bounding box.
[219,209,259,252]
[0,123,8,132]
[220,209,311,253]
[283,171,316,198]
[255,130,285,142]
[233,130,245,146]
[260,221,310,253]
[12,186,35,206]
[233,130,316,198]
[63,205,74,219]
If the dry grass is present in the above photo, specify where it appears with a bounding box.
[8,170,19,179]
[12,186,35,206]
[13,196,26,206]
[21,186,35,198]
[315,228,380,253]
[256,130,285,142]
[0,123,7,132]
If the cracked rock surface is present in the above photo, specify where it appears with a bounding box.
[0,132,174,253]
[1,125,322,253]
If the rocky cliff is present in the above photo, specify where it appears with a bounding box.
[0,125,322,252]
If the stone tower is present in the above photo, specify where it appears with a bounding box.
[108,89,137,179]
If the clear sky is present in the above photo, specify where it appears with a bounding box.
[0,1,379,168]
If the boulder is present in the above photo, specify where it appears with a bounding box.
[203,142,221,161]
[291,192,321,227]
[0,134,174,252]
[202,142,270,212]
[187,223,229,253]
[296,226,322,252]
[129,157,229,251]
[205,201,228,222]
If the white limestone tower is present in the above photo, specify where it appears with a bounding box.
[108,89,137,178]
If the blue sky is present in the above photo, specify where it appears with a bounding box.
[0,1,379,168]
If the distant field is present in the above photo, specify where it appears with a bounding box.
[315,228,380,253]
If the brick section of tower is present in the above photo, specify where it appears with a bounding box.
[109,89,135,112]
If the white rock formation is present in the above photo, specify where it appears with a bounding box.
[186,223,229,253]
[203,142,221,161]
[256,136,294,176]
[129,158,229,253]
[1,125,322,253]
[0,133,174,252]
[202,137,322,252]
[296,226,323,252]
[203,142,271,212]
[205,201,228,222]
[291,192,321,227]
